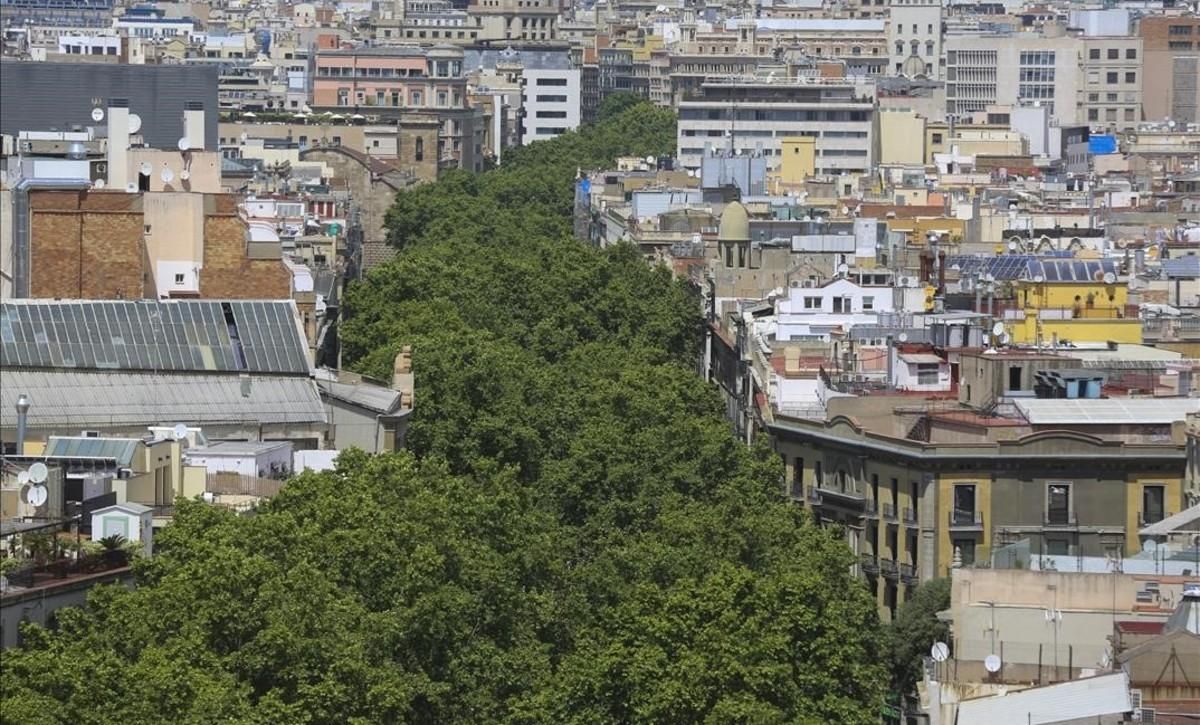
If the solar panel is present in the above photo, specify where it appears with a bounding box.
[0,300,310,375]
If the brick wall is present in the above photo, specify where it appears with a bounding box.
[199,214,291,299]
[29,191,148,299]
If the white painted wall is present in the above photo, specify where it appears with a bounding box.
[521,69,581,144]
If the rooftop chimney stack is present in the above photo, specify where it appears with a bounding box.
[183,101,205,151]
[107,98,130,189]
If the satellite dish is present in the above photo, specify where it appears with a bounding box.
[992,322,1005,337]
[180,169,191,181]
[177,137,190,152]
[139,161,153,176]
[26,485,47,508]
[898,332,909,343]
[841,205,849,215]
[1033,274,1045,283]
[128,113,142,134]
[28,462,49,483]
[91,107,105,122]
[645,155,655,164]
[837,263,849,275]
[16,472,30,486]
[172,423,189,440]
[1008,241,1018,251]
[125,182,138,193]
[984,654,1002,673]
[931,641,950,662]
[93,178,106,189]
[160,167,175,183]
[999,333,1011,345]
[1103,272,1116,284]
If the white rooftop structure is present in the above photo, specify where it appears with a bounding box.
[1014,398,1200,426]
[955,672,1131,725]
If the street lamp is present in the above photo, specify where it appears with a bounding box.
[14,394,30,456]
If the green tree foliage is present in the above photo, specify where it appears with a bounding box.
[1,101,885,723]
[596,91,646,123]
[883,577,951,695]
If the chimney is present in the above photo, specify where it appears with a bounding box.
[14,394,30,455]
[183,101,205,151]
[107,98,130,189]
[392,346,414,410]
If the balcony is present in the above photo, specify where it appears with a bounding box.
[899,562,918,583]
[903,507,919,527]
[1043,511,1078,529]
[860,554,880,575]
[864,499,879,518]
[816,482,865,506]
[882,503,899,522]
[880,559,899,579]
[948,509,984,531]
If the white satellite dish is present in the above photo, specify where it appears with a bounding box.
[1008,241,1018,251]
[16,472,30,486]
[160,167,175,183]
[645,155,655,165]
[931,641,950,662]
[1033,274,1045,283]
[177,137,191,152]
[91,107,105,122]
[26,485,48,508]
[28,462,48,483]
[139,161,153,176]
[984,654,1002,673]
[898,332,909,343]
[837,263,849,275]
[1103,272,1116,284]
[125,182,138,193]
[128,113,142,134]
[991,321,1005,337]
[180,169,191,181]
[93,178,106,189]
[172,423,189,440]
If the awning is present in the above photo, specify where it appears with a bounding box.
[899,353,943,365]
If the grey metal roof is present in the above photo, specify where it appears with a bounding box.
[1162,256,1200,279]
[187,441,293,457]
[45,437,139,466]
[0,300,310,375]
[317,379,402,414]
[0,60,219,150]
[0,370,327,429]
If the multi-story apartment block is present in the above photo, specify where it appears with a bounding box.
[522,66,581,144]
[1139,15,1200,124]
[676,76,878,175]
[887,0,944,79]
[371,0,483,45]
[945,33,1081,124]
[1079,36,1144,133]
[311,45,481,172]
[466,0,558,42]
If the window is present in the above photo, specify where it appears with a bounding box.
[1046,538,1070,556]
[535,94,567,102]
[791,457,804,498]
[1008,366,1022,391]
[535,110,567,118]
[833,297,850,313]
[536,77,568,86]
[1088,93,1099,102]
[1106,71,1118,84]
[952,484,976,525]
[1126,48,1137,59]
[862,296,874,311]
[1106,108,1117,122]
[1125,108,1136,122]
[815,460,823,486]
[414,136,423,162]
[1047,483,1071,525]
[952,538,976,566]
[1169,41,1193,50]
[1143,485,1165,525]
[931,132,943,144]
[1088,109,1099,121]
[1125,72,1136,83]
[1089,48,1101,60]
[803,296,821,309]
[917,363,939,385]
[1169,24,1193,35]
[1107,48,1119,59]
[174,273,185,285]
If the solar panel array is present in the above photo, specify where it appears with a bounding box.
[0,300,310,375]
[945,255,1036,280]
[1027,259,1119,283]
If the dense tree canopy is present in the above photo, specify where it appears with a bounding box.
[883,578,951,696]
[2,102,885,723]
